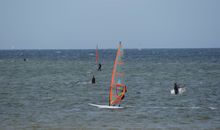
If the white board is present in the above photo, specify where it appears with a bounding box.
[170,87,186,95]
[88,103,124,109]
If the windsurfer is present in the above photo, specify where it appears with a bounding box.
[121,85,127,100]
[98,63,102,71]
[92,75,95,84]
[174,83,179,95]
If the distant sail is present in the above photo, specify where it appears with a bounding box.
[109,42,126,106]
[96,45,98,64]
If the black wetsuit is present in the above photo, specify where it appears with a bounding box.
[92,76,95,84]
[121,95,125,100]
[121,86,127,100]
[174,83,179,95]
[98,64,102,71]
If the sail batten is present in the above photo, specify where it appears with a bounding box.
[117,61,124,65]
[116,72,124,77]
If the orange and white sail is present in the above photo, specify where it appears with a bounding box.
[109,42,126,106]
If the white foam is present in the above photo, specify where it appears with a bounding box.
[209,107,217,110]
[78,81,90,85]
[170,87,186,95]
[143,106,201,109]
[142,106,218,110]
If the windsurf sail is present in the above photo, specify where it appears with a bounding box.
[109,42,126,106]
[96,45,99,64]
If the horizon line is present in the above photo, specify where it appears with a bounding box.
[0,47,220,50]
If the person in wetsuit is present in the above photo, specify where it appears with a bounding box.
[116,85,127,107]
[92,75,95,84]
[121,85,127,100]
[97,63,102,71]
[174,83,179,95]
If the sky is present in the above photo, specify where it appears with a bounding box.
[0,0,220,49]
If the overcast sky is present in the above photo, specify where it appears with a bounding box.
[0,0,219,49]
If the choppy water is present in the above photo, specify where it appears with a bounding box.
[0,49,220,130]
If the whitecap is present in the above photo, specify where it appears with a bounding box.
[209,107,217,110]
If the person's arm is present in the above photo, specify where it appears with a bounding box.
[125,86,127,92]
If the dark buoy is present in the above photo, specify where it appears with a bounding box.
[136,92,141,94]
[174,82,179,95]
[92,75,95,84]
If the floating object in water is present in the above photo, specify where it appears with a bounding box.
[92,75,95,84]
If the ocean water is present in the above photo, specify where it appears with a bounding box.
[0,49,220,130]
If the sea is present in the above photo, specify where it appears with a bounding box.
[0,49,220,130]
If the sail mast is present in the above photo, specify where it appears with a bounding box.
[96,45,98,64]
